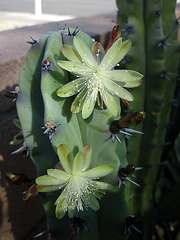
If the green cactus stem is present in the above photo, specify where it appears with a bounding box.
[12,25,145,240]
[116,0,179,239]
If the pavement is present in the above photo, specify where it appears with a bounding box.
[0,1,179,32]
[0,0,117,31]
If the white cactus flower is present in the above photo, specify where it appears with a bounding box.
[36,144,114,219]
[57,36,143,119]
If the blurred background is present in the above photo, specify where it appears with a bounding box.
[0,0,117,31]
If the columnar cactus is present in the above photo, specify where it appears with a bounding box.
[116,0,179,239]
[11,25,145,239]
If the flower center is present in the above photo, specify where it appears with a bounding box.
[63,175,96,212]
[88,71,103,91]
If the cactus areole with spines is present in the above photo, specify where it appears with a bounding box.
[15,26,144,239]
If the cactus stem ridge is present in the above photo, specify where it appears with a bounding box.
[158,18,180,48]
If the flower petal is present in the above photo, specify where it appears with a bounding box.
[93,189,105,198]
[88,194,100,211]
[36,175,63,185]
[82,88,98,119]
[47,169,71,181]
[71,88,87,113]
[91,180,114,190]
[61,45,82,63]
[99,38,131,70]
[103,79,134,101]
[55,189,66,205]
[83,145,92,171]
[102,88,120,117]
[104,70,143,82]
[57,144,74,174]
[23,184,59,200]
[57,78,86,98]
[91,42,105,55]
[57,60,92,76]
[120,80,142,88]
[91,42,105,63]
[68,203,76,218]
[36,184,60,193]
[79,165,113,178]
[55,198,67,219]
[74,36,97,69]
[73,151,85,174]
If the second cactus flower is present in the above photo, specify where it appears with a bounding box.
[36,144,114,219]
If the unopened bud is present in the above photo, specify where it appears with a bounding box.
[110,111,145,135]
[118,111,146,128]
[105,25,121,52]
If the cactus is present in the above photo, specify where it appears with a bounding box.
[116,0,180,239]
[7,24,147,240]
